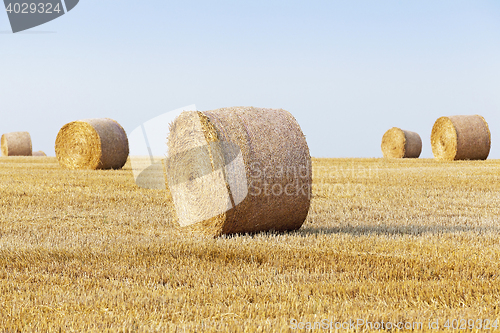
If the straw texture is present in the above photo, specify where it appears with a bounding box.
[165,106,312,237]
[431,115,490,161]
[32,151,47,157]
[381,127,422,159]
[1,132,32,156]
[55,118,129,169]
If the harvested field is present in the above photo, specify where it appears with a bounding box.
[1,157,500,332]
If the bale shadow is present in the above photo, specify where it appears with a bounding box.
[295,224,500,237]
[215,223,500,239]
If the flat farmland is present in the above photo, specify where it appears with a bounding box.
[1,157,500,332]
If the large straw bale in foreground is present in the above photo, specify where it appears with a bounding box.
[32,151,47,157]
[431,115,490,161]
[55,118,129,169]
[381,127,422,158]
[1,132,32,156]
[165,106,312,237]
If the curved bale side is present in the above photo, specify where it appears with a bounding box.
[1,132,32,156]
[55,118,129,170]
[32,151,47,157]
[381,127,422,159]
[165,106,312,237]
[431,115,490,161]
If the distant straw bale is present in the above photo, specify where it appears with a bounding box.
[32,151,47,157]
[55,118,129,169]
[1,132,32,156]
[381,127,422,159]
[165,106,312,237]
[431,115,490,161]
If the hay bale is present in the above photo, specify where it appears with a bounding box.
[165,106,312,237]
[55,118,129,169]
[381,127,422,158]
[32,151,46,157]
[431,115,490,161]
[1,132,32,156]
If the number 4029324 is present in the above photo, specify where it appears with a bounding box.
[443,319,499,330]
[5,3,62,14]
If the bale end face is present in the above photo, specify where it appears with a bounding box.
[0,135,7,157]
[431,117,458,161]
[55,121,102,169]
[381,127,406,159]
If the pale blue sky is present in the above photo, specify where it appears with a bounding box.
[1,1,499,157]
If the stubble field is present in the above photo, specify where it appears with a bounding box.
[0,157,499,332]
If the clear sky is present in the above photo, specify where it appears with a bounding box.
[1,1,499,158]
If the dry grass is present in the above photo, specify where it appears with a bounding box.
[1,157,500,332]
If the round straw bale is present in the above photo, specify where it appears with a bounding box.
[381,127,422,158]
[55,118,129,169]
[431,115,490,161]
[165,106,312,237]
[32,151,47,157]
[1,132,32,156]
